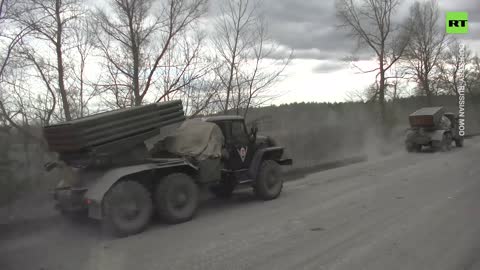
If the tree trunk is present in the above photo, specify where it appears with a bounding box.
[378,53,386,137]
[80,58,84,117]
[424,78,432,106]
[133,50,141,106]
[55,0,71,121]
[224,60,235,114]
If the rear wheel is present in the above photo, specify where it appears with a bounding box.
[434,133,452,152]
[103,181,153,237]
[254,160,283,200]
[154,173,199,224]
[415,144,422,152]
[405,142,421,152]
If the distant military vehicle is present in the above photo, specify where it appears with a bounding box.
[44,101,292,236]
[405,106,464,152]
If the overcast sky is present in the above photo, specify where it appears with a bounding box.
[220,0,480,104]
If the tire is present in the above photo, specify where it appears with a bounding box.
[405,143,414,152]
[254,160,283,200]
[209,183,235,199]
[415,144,422,152]
[154,173,199,224]
[405,142,420,153]
[443,133,452,151]
[455,137,464,147]
[434,133,452,152]
[103,181,153,237]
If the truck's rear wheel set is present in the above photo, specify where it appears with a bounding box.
[103,181,153,237]
[102,174,200,236]
[154,173,199,224]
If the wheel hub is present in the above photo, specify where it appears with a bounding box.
[176,192,187,205]
[267,174,278,188]
[119,201,140,220]
[171,188,189,209]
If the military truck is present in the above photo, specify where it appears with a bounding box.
[405,107,464,152]
[44,101,292,236]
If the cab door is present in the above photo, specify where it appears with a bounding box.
[228,120,255,171]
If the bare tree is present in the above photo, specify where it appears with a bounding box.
[14,0,86,121]
[403,0,446,105]
[0,0,47,142]
[345,83,379,103]
[213,0,292,116]
[336,0,409,128]
[345,88,367,103]
[154,34,214,103]
[466,55,480,96]
[385,63,408,102]
[181,76,221,117]
[94,0,207,107]
[437,40,472,100]
[68,16,101,118]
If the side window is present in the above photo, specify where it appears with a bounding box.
[231,121,249,144]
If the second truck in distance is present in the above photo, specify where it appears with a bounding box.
[405,106,464,152]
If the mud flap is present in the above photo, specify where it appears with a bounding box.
[54,187,88,213]
[87,201,102,220]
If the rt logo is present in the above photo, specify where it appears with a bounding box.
[446,12,468,34]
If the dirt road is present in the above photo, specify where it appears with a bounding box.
[2,138,480,270]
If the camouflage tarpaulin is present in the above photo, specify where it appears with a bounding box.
[164,119,224,161]
[439,116,452,130]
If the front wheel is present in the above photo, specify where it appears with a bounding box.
[254,160,283,200]
[440,133,452,152]
[103,181,153,237]
[154,173,199,224]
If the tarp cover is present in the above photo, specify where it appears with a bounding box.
[164,119,224,160]
[439,115,452,130]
